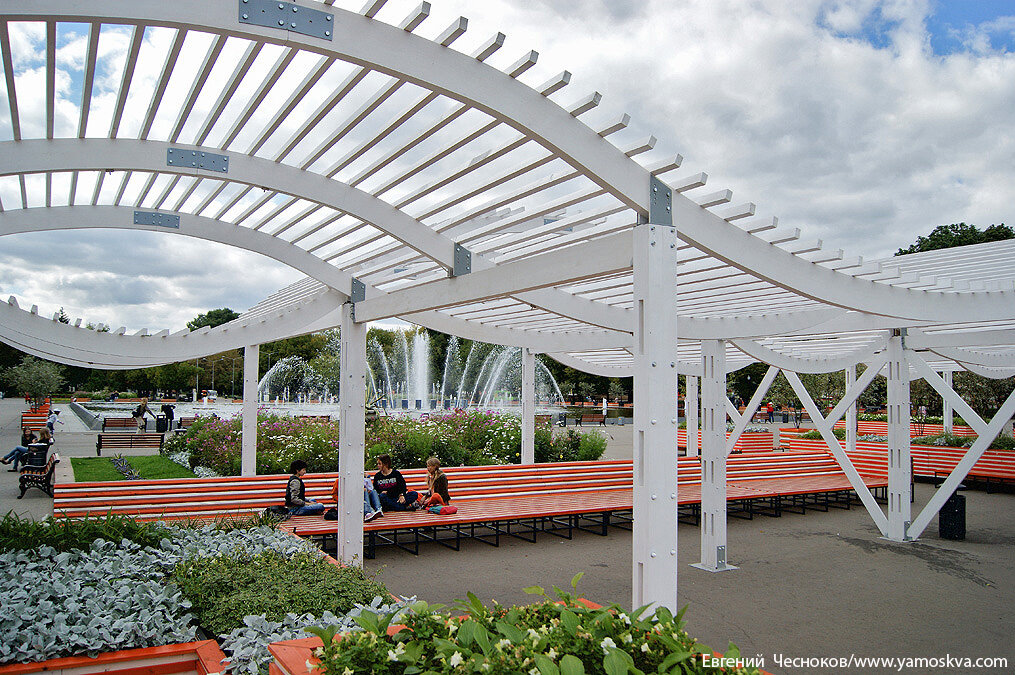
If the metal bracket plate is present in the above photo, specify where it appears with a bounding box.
[350,277,366,303]
[239,0,334,40]
[167,148,229,173]
[134,211,180,229]
[716,545,726,567]
[649,175,673,226]
[453,244,472,277]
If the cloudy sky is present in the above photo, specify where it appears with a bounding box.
[1,0,1013,332]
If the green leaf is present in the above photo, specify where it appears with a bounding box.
[603,650,629,675]
[560,609,579,635]
[559,654,586,675]
[457,620,476,646]
[351,612,380,634]
[534,655,561,675]
[403,668,421,675]
[303,625,339,644]
[657,651,694,671]
[466,591,485,616]
[570,571,585,590]
[653,606,673,624]
[523,585,546,597]
[495,621,524,644]
[473,623,492,654]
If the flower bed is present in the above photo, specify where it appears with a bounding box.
[0,516,391,669]
[270,578,764,675]
[164,411,607,476]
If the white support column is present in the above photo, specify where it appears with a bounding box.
[942,370,953,434]
[846,367,857,454]
[631,223,679,611]
[886,333,912,541]
[240,344,258,476]
[693,339,735,572]
[521,347,535,465]
[338,303,367,564]
[686,375,699,457]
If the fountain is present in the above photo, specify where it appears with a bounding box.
[249,329,563,413]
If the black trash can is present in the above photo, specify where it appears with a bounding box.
[781,412,789,423]
[155,414,169,434]
[939,492,966,540]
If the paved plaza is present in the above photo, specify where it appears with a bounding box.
[4,399,1013,673]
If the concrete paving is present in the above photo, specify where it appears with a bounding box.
[3,399,1013,673]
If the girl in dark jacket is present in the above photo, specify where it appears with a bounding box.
[372,454,419,511]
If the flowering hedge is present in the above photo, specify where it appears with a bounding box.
[308,576,761,675]
[165,411,608,476]
[163,413,341,476]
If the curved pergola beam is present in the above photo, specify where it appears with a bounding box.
[0,205,356,297]
[8,1,650,212]
[0,139,457,270]
[5,4,1013,325]
[731,336,889,374]
[0,279,630,369]
[928,346,1015,369]
[1,140,638,333]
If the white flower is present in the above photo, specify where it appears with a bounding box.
[447,622,458,634]
[449,651,464,667]
[386,650,398,662]
[618,613,631,625]
[600,636,617,654]
[622,633,633,644]
[305,660,314,672]
[640,643,650,653]
[343,669,355,675]
[497,638,512,650]
[529,669,540,675]
[547,648,558,660]
[527,628,541,641]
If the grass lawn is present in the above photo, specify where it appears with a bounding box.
[72,456,197,481]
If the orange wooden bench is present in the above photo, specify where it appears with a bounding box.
[19,412,48,433]
[54,455,887,557]
[578,413,605,426]
[296,415,331,422]
[102,417,139,431]
[176,415,199,431]
[95,432,164,456]
[787,437,1015,488]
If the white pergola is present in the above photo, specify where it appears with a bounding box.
[2,0,1015,611]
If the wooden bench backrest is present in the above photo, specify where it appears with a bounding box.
[53,452,866,522]
[96,433,164,448]
[103,417,139,430]
[53,460,634,520]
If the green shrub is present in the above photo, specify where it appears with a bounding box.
[0,511,171,553]
[912,433,1015,450]
[798,428,847,441]
[310,577,760,675]
[171,549,388,635]
[577,430,608,461]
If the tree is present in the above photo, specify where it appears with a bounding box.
[896,222,1013,256]
[187,308,240,331]
[2,356,66,405]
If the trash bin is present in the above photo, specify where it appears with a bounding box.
[939,492,966,540]
[155,414,169,433]
[557,413,567,427]
[781,412,789,423]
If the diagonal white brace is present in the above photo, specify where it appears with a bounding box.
[906,354,1015,539]
[726,366,778,456]
[784,370,888,535]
